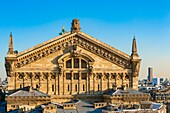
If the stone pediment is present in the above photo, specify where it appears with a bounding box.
[15,32,131,69]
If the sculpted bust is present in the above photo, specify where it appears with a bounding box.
[71,18,81,33]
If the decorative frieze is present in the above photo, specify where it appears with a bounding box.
[15,34,131,69]
[14,72,56,81]
[77,38,130,68]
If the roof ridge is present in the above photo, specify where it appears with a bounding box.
[9,89,49,97]
[17,32,72,57]
[78,32,130,59]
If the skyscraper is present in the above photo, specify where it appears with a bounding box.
[148,67,153,82]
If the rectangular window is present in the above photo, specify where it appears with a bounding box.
[83,84,85,91]
[81,73,86,80]
[20,84,22,88]
[74,58,79,68]
[75,84,77,92]
[52,84,55,92]
[66,73,71,80]
[81,59,87,68]
[36,84,39,88]
[74,73,79,80]
[66,59,72,68]
[68,84,70,91]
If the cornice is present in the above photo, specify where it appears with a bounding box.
[17,32,72,57]
[14,31,132,69]
[78,32,130,59]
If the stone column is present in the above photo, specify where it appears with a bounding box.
[86,72,88,94]
[107,73,110,90]
[43,72,49,94]
[78,71,81,94]
[124,73,130,88]
[55,72,57,95]
[129,72,133,88]
[71,71,73,95]
[38,72,41,88]
[58,72,60,95]
[127,73,130,88]
[121,73,124,86]
[93,73,96,94]
[114,73,117,85]
[30,73,33,89]
[72,58,74,68]
[79,58,81,69]
[58,63,63,95]
[22,72,25,88]
[101,73,103,94]
[112,73,117,90]
[59,72,64,95]
[88,73,90,94]
[39,73,42,89]
[47,73,49,94]
[31,72,35,89]
[63,71,65,95]
[15,72,17,90]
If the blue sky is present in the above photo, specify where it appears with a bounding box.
[0,0,170,80]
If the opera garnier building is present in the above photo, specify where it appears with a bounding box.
[5,18,144,112]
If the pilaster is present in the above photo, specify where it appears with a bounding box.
[78,71,81,94]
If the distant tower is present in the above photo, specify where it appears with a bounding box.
[148,67,153,82]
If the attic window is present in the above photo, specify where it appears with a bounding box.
[74,58,79,68]
[81,59,87,68]
[66,58,88,69]
[66,59,72,68]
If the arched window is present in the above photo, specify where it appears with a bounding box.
[64,57,91,94]
[65,58,88,69]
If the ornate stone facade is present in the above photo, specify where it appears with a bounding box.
[5,19,141,103]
